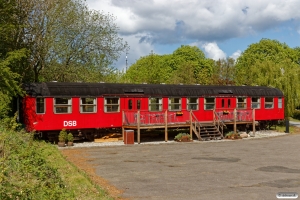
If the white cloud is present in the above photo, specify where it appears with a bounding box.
[202,42,226,60]
[297,28,300,35]
[230,50,242,60]
[86,0,300,68]
[87,0,300,43]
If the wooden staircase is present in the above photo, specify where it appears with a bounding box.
[192,122,223,141]
[191,111,224,141]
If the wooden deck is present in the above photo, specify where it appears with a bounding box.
[122,109,257,144]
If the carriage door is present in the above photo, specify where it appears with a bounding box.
[127,98,142,124]
[220,98,232,110]
[127,98,142,111]
[217,97,233,120]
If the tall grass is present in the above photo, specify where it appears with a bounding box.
[0,125,113,200]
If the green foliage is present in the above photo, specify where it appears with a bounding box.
[0,124,113,199]
[23,0,128,82]
[225,131,235,137]
[0,49,26,94]
[0,127,72,199]
[168,45,214,84]
[174,133,191,141]
[58,129,68,142]
[292,110,300,120]
[67,132,74,142]
[211,58,236,85]
[225,132,241,139]
[235,39,299,85]
[124,45,214,84]
[0,112,21,131]
[0,0,128,83]
[234,39,300,118]
[0,92,11,118]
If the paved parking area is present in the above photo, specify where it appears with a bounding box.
[62,134,300,200]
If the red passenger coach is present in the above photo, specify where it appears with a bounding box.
[22,82,285,141]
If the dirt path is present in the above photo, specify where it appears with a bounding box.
[61,149,126,199]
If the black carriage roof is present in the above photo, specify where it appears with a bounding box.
[23,82,284,97]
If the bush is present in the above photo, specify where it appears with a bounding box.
[292,110,300,120]
[67,132,74,142]
[174,133,191,141]
[0,127,73,199]
[225,132,241,139]
[58,129,68,142]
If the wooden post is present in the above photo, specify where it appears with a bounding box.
[234,109,237,134]
[122,111,124,141]
[213,109,216,125]
[165,110,168,142]
[252,109,255,136]
[190,111,193,140]
[137,111,140,144]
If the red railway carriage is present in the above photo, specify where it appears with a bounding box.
[22,82,284,141]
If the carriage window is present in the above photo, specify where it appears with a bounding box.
[149,97,162,111]
[137,100,141,110]
[169,97,181,111]
[265,97,274,109]
[104,97,120,112]
[228,99,231,107]
[187,97,198,110]
[251,97,260,109]
[222,99,225,108]
[204,97,215,110]
[278,97,282,109]
[237,97,246,109]
[54,98,72,113]
[80,98,96,113]
[128,99,133,110]
[36,97,45,114]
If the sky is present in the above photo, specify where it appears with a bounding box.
[86,0,300,71]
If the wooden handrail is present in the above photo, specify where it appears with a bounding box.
[213,110,225,136]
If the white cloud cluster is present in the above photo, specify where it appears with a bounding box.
[88,0,300,41]
[202,42,227,60]
[230,50,242,60]
[86,0,300,67]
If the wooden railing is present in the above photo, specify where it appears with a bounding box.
[214,109,253,122]
[213,110,225,136]
[190,111,201,140]
[122,110,190,126]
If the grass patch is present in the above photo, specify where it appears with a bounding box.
[41,143,114,200]
[0,126,113,200]
[269,123,300,134]
[289,117,300,122]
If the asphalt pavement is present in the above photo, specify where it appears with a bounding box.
[76,133,300,200]
[290,121,300,127]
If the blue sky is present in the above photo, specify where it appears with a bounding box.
[86,0,300,71]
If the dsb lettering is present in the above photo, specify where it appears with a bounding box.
[63,121,77,127]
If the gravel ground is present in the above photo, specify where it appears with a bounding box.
[66,130,288,148]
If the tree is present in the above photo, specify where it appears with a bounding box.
[0,0,28,118]
[11,0,128,82]
[235,39,298,85]
[122,53,171,84]
[235,39,300,118]
[211,58,236,85]
[124,45,214,85]
[0,49,27,118]
[169,45,214,84]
